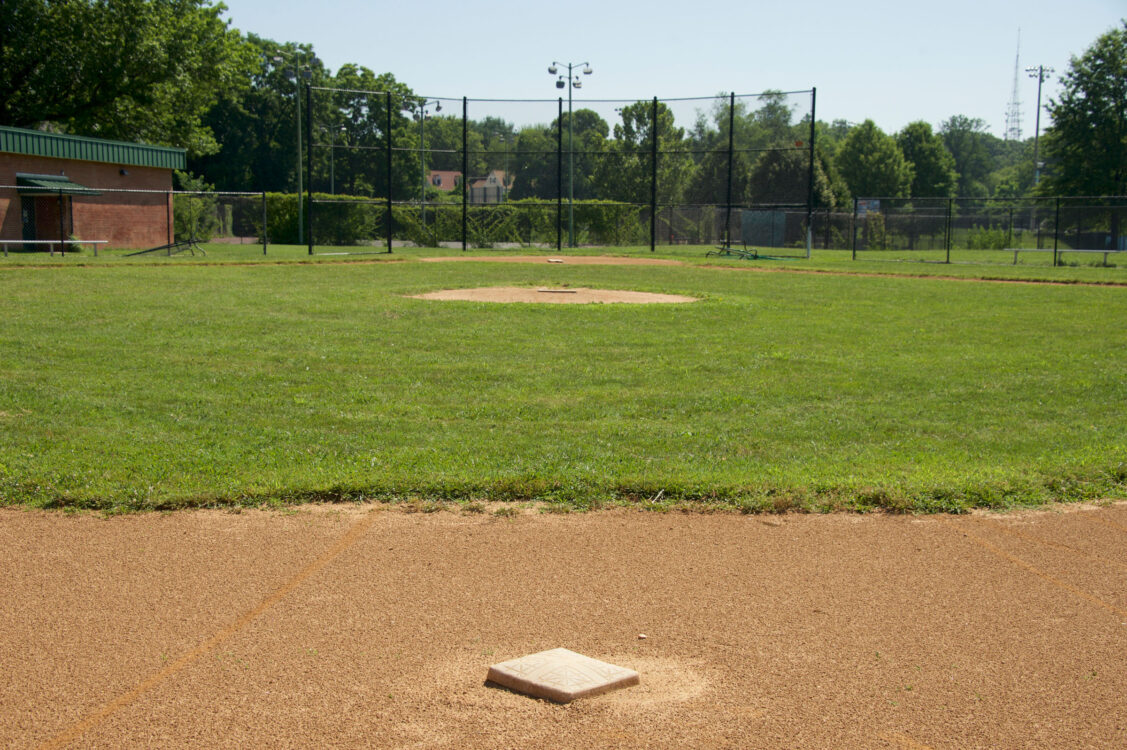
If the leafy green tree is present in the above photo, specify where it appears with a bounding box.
[1040,21,1127,197]
[508,125,558,200]
[330,66,417,199]
[0,0,255,156]
[745,91,796,152]
[745,148,836,208]
[190,37,326,191]
[835,120,912,198]
[596,101,694,204]
[939,115,994,197]
[190,42,417,197]
[472,117,518,176]
[896,121,957,198]
[416,114,485,175]
[684,95,754,206]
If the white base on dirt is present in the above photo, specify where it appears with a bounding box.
[487,648,640,703]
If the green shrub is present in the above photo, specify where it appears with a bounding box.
[966,226,1010,250]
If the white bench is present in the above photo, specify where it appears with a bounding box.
[1008,247,1126,266]
[1,239,108,257]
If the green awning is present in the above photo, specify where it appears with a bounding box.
[16,173,101,196]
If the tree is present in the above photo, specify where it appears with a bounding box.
[1040,21,1127,197]
[939,115,994,197]
[897,121,957,198]
[0,0,255,156]
[835,120,912,198]
[190,37,326,191]
[745,148,836,208]
[595,101,694,204]
[508,125,558,200]
[684,95,754,206]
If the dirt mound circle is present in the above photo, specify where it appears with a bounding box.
[407,286,699,304]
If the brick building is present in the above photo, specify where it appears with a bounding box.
[0,126,186,250]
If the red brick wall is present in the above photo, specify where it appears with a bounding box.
[0,154,174,249]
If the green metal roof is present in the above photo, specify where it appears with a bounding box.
[16,173,101,196]
[0,126,185,170]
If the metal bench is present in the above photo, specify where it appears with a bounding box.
[1009,247,1127,266]
[1,239,108,257]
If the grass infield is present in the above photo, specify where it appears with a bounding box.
[1,247,1125,512]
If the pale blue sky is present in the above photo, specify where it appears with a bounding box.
[219,0,1123,135]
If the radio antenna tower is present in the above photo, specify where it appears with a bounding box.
[1004,29,1023,141]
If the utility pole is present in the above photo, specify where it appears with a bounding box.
[1026,64,1054,186]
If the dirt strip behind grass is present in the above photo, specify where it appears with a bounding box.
[2,504,1125,749]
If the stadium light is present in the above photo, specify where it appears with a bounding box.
[409,100,443,229]
[549,61,593,248]
[1026,65,1054,186]
[271,55,312,243]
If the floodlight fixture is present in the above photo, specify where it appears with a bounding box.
[547,61,593,247]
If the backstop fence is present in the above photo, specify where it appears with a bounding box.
[300,86,818,255]
[833,196,1127,266]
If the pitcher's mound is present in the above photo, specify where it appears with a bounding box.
[409,286,698,304]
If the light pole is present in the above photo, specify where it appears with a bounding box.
[330,125,346,194]
[496,133,510,201]
[1026,64,1054,187]
[274,57,311,243]
[410,99,442,228]
[548,61,592,247]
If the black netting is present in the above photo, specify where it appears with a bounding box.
[304,86,817,252]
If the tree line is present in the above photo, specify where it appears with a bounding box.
[3,1,1124,207]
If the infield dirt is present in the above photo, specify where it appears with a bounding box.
[3,503,1125,749]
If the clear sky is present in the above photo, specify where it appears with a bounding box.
[219,0,1123,136]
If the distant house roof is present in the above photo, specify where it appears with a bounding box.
[428,170,462,191]
[471,170,508,189]
[0,125,186,170]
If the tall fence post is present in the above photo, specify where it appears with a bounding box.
[261,191,268,255]
[305,79,314,255]
[1053,197,1061,266]
[805,87,816,259]
[56,190,65,257]
[166,190,173,246]
[386,91,393,254]
[724,92,735,248]
[462,97,469,251]
[851,198,858,260]
[556,97,563,252]
[945,198,953,263]
[650,96,658,253]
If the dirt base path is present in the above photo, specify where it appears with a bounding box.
[3,504,1125,749]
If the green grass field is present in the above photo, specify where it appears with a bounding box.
[2,247,1125,512]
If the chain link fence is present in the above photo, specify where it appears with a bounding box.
[1,185,266,257]
[845,196,1127,266]
[302,86,817,254]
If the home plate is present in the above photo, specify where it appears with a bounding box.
[486,648,639,703]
